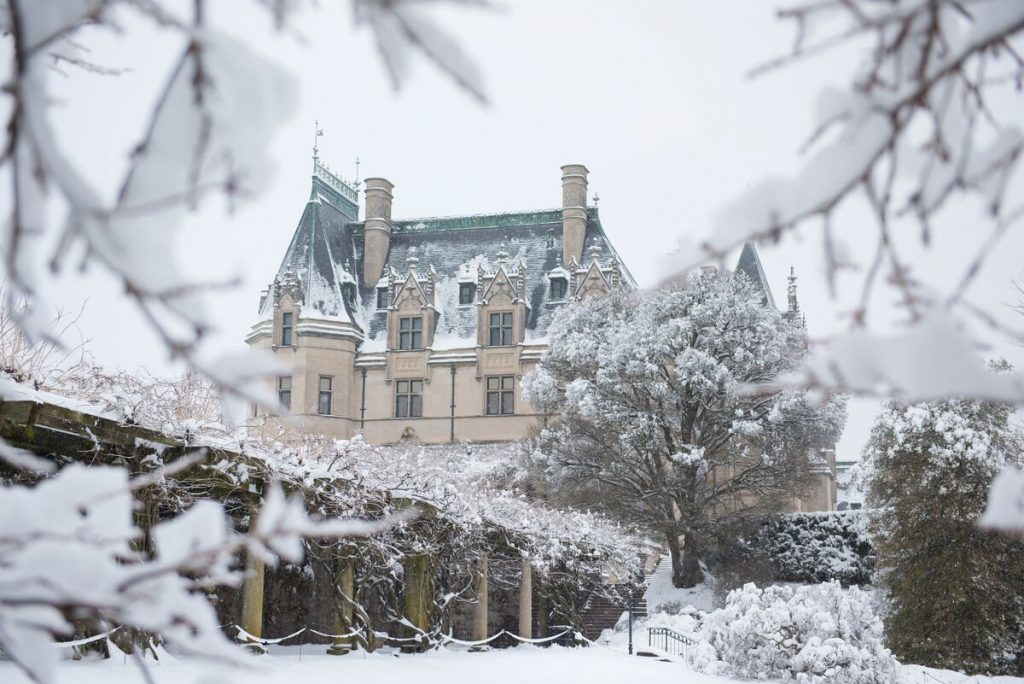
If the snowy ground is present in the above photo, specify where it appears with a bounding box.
[0,644,763,684]
[3,645,1022,684]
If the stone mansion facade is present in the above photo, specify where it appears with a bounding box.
[246,155,837,512]
[247,158,639,444]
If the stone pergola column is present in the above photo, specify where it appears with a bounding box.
[241,550,265,645]
[471,552,489,650]
[518,559,533,640]
[328,556,355,655]
[403,553,432,652]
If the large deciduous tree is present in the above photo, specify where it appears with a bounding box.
[523,271,846,588]
[864,395,1024,674]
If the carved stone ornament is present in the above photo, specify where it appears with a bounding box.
[273,270,304,306]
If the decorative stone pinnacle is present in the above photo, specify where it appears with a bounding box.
[496,242,509,265]
[407,247,419,272]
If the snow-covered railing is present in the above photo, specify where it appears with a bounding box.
[647,627,695,659]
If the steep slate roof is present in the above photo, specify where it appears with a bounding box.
[356,207,636,344]
[263,164,636,345]
[258,165,361,324]
[734,242,778,310]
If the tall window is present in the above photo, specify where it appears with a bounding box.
[318,376,332,415]
[550,277,567,300]
[376,287,388,309]
[281,312,293,346]
[343,283,356,308]
[398,316,423,350]
[488,312,513,346]
[486,376,515,415]
[395,380,423,418]
[459,283,475,305]
[278,376,292,410]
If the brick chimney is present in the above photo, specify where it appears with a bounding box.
[560,164,588,267]
[363,177,394,285]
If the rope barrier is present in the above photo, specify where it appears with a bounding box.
[234,625,307,645]
[230,624,575,649]
[52,627,121,648]
[307,628,365,640]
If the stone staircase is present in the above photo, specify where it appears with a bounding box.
[579,555,667,641]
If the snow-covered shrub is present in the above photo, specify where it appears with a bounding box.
[753,511,874,585]
[698,582,898,684]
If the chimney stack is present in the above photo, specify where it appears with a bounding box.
[560,164,588,267]
[363,177,394,285]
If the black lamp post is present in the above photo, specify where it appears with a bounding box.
[627,589,634,655]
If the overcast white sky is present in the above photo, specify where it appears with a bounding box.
[42,1,1024,459]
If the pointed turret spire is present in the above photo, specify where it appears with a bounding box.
[313,119,323,160]
[787,266,803,324]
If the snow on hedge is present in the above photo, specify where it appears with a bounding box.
[697,582,897,684]
[753,511,874,586]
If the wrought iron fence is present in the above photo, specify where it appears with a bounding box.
[647,626,695,658]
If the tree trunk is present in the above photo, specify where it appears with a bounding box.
[667,528,704,588]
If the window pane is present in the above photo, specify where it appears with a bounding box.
[278,376,291,390]
[490,312,499,326]
[320,377,332,391]
[396,395,408,417]
[279,390,291,409]
[502,312,512,325]
[486,393,499,415]
[411,380,423,393]
[412,318,422,331]
[487,377,499,390]
[377,288,387,308]
[412,331,422,349]
[410,394,422,417]
[502,390,514,415]
[502,376,513,390]
[283,312,292,326]
[318,392,331,415]
[397,380,408,393]
[489,327,500,346]
[400,318,410,331]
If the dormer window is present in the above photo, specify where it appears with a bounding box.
[488,312,513,346]
[343,283,356,308]
[398,316,423,350]
[376,287,388,309]
[459,283,475,305]
[550,277,568,300]
[280,312,293,346]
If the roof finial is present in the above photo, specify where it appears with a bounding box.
[787,265,801,319]
[593,192,600,205]
[589,242,601,263]
[407,246,419,273]
[496,242,509,265]
[313,119,324,159]
[354,156,361,190]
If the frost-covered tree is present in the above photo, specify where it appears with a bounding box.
[524,271,846,588]
[695,582,898,684]
[864,396,1024,674]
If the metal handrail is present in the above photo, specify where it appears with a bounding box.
[647,626,695,657]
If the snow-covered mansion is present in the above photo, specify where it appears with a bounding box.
[247,156,836,510]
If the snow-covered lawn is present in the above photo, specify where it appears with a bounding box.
[2,645,1022,684]
[0,645,755,684]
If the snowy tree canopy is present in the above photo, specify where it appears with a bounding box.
[863,395,1024,674]
[524,271,846,588]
